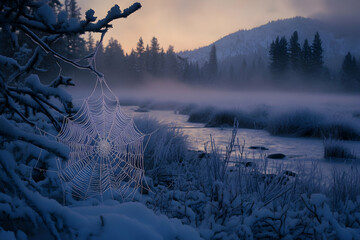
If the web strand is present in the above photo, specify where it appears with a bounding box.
[29,31,149,202]
[56,76,148,201]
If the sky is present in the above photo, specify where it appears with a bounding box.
[77,0,359,53]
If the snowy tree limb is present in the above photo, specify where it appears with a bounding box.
[0,2,142,205]
[2,2,141,34]
[20,25,106,77]
[0,117,69,159]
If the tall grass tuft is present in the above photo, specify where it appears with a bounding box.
[323,138,357,159]
[134,116,189,185]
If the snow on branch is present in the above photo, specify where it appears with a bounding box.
[9,2,142,34]
[19,25,103,77]
[0,55,20,69]
[25,74,72,106]
[84,3,142,32]
[0,117,69,159]
[0,1,141,158]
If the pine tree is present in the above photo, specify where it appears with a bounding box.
[104,38,125,79]
[64,0,85,57]
[269,36,288,74]
[159,47,165,76]
[301,39,312,74]
[136,37,145,57]
[311,32,324,73]
[145,44,151,73]
[87,33,95,53]
[135,37,145,75]
[208,44,218,78]
[341,52,358,89]
[127,49,138,78]
[289,31,301,71]
[105,38,124,57]
[278,37,289,70]
[165,45,178,77]
[65,0,81,19]
[150,37,160,75]
[269,38,278,73]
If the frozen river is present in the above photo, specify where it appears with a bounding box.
[71,87,360,175]
[123,107,360,176]
[125,108,360,159]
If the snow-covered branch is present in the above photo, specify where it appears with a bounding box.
[2,2,141,34]
[20,25,103,77]
[0,1,142,135]
[0,117,69,158]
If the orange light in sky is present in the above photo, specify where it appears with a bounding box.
[77,0,324,53]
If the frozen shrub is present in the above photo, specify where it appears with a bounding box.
[200,109,266,129]
[248,105,270,129]
[144,121,360,239]
[188,106,214,123]
[134,117,189,183]
[323,138,357,159]
[322,122,360,140]
[330,166,360,208]
[205,110,240,127]
[267,109,360,140]
[267,109,323,137]
[176,104,198,115]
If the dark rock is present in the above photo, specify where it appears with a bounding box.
[267,153,286,159]
[245,162,256,167]
[249,146,269,151]
[196,151,210,159]
[134,107,149,113]
[284,170,296,177]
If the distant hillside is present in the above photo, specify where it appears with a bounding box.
[178,17,360,71]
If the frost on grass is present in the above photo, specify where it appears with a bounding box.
[323,138,357,159]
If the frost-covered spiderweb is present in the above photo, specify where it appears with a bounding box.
[56,76,147,200]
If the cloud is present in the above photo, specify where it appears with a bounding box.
[289,0,360,37]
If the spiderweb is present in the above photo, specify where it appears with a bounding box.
[26,32,150,202]
[55,77,147,200]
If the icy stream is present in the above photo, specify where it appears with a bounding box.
[124,107,360,176]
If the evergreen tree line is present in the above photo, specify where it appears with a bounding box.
[269,31,360,90]
[94,36,180,82]
[92,38,220,84]
[1,0,359,91]
[269,31,324,76]
[341,52,360,90]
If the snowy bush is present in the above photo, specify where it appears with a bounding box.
[188,106,215,123]
[142,122,360,239]
[267,109,360,140]
[187,106,268,129]
[323,138,357,159]
[134,116,189,185]
[267,109,324,137]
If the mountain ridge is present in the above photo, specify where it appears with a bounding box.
[178,17,360,70]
